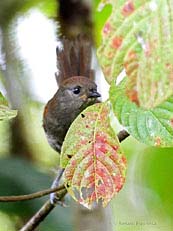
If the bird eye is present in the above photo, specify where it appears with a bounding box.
[73,86,81,94]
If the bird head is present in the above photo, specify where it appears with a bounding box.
[57,76,101,112]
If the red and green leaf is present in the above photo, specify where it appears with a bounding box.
[60,102,126,209]
[110,79,173,147]
[97,0,173,109]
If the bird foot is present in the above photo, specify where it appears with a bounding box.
[50,168,65,205]
[50,192,68,207]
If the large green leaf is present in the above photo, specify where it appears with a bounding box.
[97,0,173,109]
[110,79,173,147]
[0,93,17,121]
[60,102,126,209]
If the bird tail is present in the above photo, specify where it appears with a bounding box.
[55,35,94,85]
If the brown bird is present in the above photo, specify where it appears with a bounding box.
[43,35,101,154]
[43,35,101,203]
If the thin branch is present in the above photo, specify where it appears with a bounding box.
[0,184,65,202]
[19,188,67,231]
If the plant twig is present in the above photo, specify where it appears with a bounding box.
[19,188,67,231]
[0,184,65,202]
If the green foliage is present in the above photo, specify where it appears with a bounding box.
[98,0,173,108]
[61,102,126,208]
[97,0,173,108]
[97,0,173,147]
[110,79,173,147]
[0,93,17,121]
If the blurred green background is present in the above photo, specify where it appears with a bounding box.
[0,0,173,230]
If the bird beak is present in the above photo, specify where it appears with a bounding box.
[88,90,101,98]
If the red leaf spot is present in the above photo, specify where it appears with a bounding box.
[96,133,107,143]
[112,37,123,49]
[128,50,137,59]
[65,169,74,180]
[126,89,139,105]
[103,22,111,34]
[166,63,172,70]
[81,139,87,145]
[95,142,107,153]
[113,175,124,192]
[125,63,138,76]
[154,137,161,146]
[170,119,173,127]
[166,63,171,67]
[99,144,107,153]
[71,159,77,166]
[122,1,135,17]
[121,156,127,164]
[124,51,138,76]
[95,148,104,158]
[112,145,118,152]
[103,66,111,76]
[86,124,89,128]
[97,167,107,178]
[98,184,106,195]
[86,175,95,183]
[107,51,114,59]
